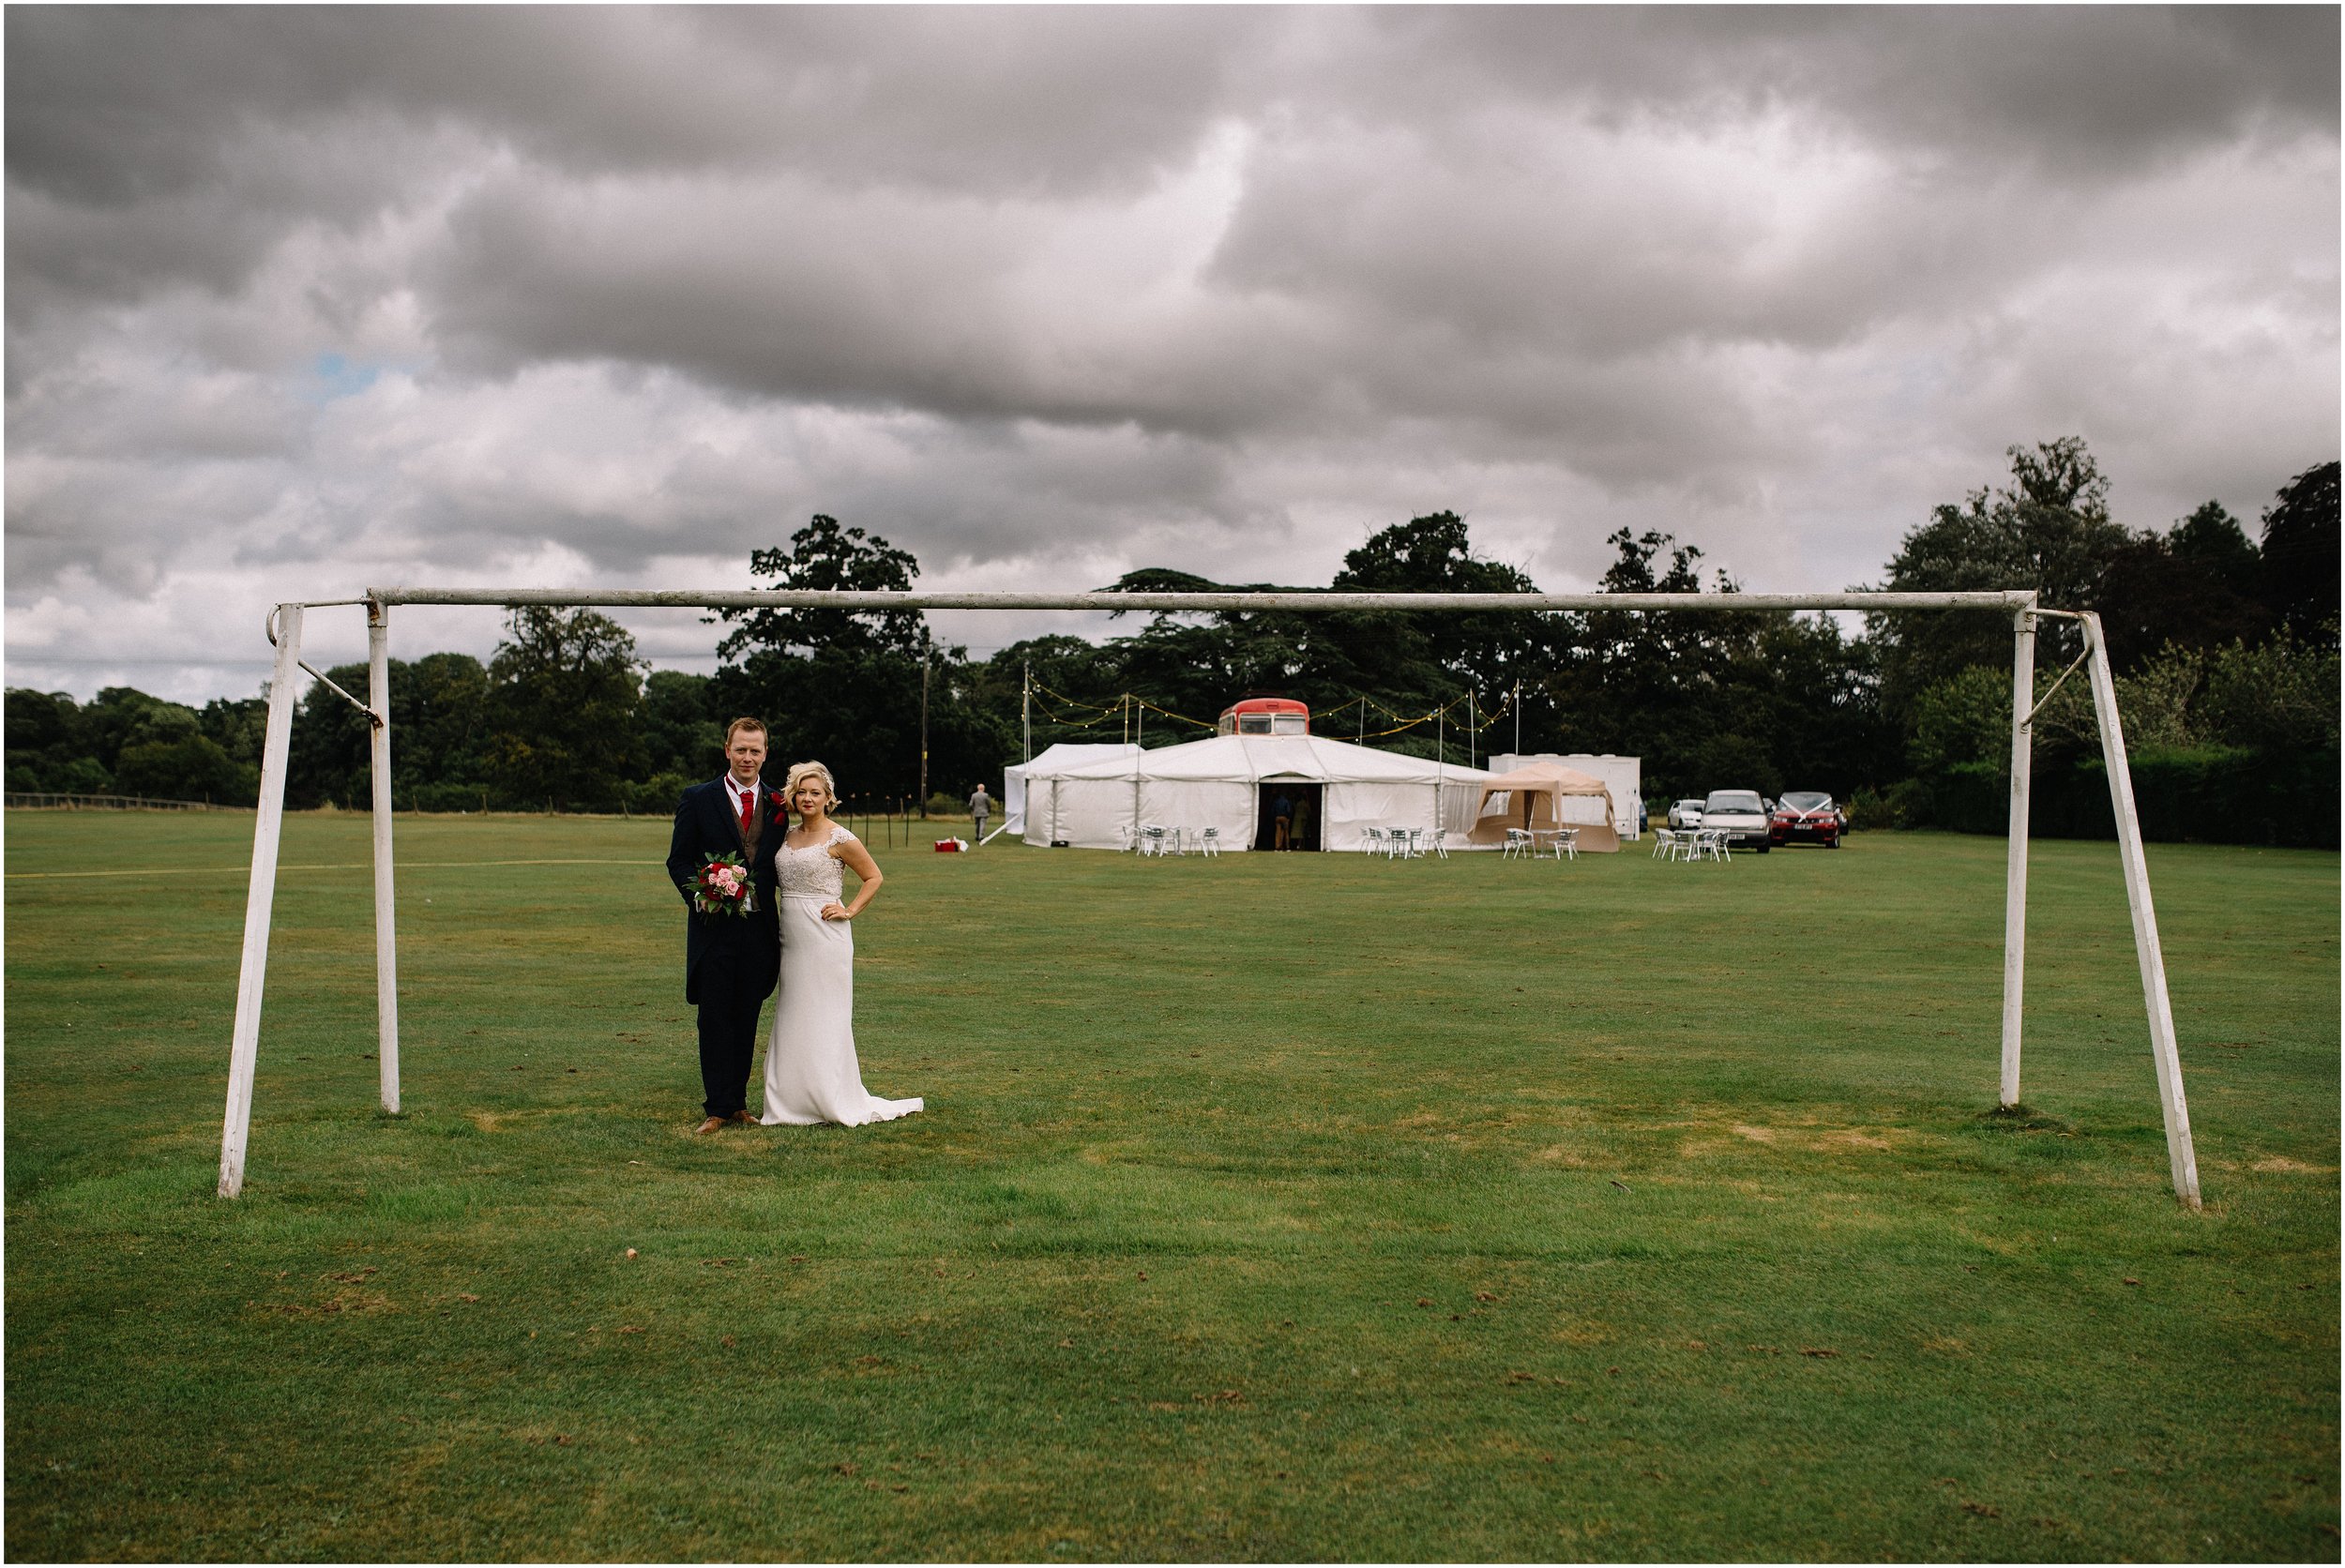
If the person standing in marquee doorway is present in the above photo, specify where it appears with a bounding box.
[666,718,786,1134]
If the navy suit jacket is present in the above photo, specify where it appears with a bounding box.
[667,776,785,1003]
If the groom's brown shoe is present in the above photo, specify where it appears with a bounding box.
[729,1110,758,1125]
[694,1116,727,1136]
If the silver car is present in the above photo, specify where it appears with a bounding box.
[1700,789,1771,852]
[1666,798,1705,829]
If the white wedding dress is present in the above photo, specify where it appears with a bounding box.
[759,824,924,1127]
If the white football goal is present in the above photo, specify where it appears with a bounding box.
[218,587,2200,1210]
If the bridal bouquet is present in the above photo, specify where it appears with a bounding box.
[688,852,756,916]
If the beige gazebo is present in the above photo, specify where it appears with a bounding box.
[1466,762,1621,852]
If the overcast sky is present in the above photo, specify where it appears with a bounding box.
[7,5,2337,703]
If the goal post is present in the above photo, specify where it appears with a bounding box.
[215,584,2201,1210]
[368,600,401,1116]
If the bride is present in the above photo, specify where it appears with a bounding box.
[760,761,924,1127]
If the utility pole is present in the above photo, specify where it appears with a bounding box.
[918,655,931,817]
[1513,680,1520,758]
[1468,688,1476,770]
[1022,660,1032,763]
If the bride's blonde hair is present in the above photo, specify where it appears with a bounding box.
[783,761,838,814]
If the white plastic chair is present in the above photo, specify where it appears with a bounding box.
[1390,827,1421,860]
[1137,824,1170,857]
[1502,827,1532,860]
[1696,828,1730,863]
[1650,828,1675,860]
[1361,826,1385,856]
[1551,828,1579,862]
[1427,828,1448,859]
[1197,826,1220,857]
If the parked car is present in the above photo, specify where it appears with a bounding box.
[1666,798,1705,829]
[1770,791,1844,848]
[1699,789,1770,851]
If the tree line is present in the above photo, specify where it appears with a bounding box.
[8,442,2336,845]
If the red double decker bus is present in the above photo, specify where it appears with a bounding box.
[1216,696,1310,737]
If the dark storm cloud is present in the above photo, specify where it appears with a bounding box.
[5,7,2336,701]
[1387,8,2335,169]
[14,7,2328,312]
[6,7,1259,205]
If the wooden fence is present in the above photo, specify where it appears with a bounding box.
[4,792,250,812]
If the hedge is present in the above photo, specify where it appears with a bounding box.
[1907,746,2337,848]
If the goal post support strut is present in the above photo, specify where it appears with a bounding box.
[219,603,305,1199]
[2079,610,2202,1210]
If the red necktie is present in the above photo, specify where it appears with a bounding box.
[738,787,753,835]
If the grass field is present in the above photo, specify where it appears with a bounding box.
[5,810,2337,1560]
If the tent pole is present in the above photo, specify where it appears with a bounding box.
[1999,604,2034,1108]
[368,599,401,1115]
[220,603,304,1199]
[2080,611,2201,1210]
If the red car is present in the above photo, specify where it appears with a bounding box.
[1769,791,1844,848]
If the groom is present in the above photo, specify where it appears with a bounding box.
[667,717,786,1134]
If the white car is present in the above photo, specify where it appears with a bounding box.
[1666,798,1705,830]
[1699,789,1771,852]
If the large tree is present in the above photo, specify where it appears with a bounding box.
[711,516,1014,802]
[1538,528,1894,801]
[976,634,1137,761]
[1868,437,2131,717]
[1323,512,1549,746]
[2095,500,2271,670]
[4,688,109,793]
[486,608,645,810]
[715,514,931,663]
[2259,460,2340,642]
[112,701,250,803]
[1087,512,1552,759]
[639,670,721,782]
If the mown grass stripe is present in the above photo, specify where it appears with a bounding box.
[7,857,665,880]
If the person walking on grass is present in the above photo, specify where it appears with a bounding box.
[666,718,786,1135]
[968,782,992,846]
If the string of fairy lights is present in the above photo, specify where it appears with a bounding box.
[1022,677,1529,747]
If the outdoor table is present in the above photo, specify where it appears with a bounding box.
[1531,828,1580,859]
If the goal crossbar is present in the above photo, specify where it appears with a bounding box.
[217,586,2200,1211]
[369,586,2036,613]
